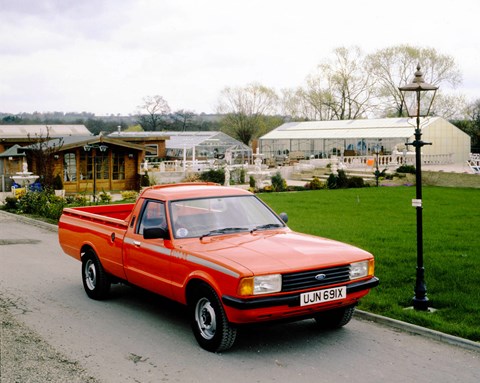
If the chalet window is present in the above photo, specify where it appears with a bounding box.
[80,153,92,180]
[79,152,109,180]
[63,152,76,182]
[145,144,158,157]
[96,153,109,180]
[112,152,125,180]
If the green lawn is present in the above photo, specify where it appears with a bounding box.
[259,186,480,342]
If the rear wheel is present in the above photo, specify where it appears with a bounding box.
[314,305,355,329]
[190,284,237,352]
[81,250,110,300]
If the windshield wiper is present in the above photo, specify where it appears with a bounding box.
[251,223,283,233]
[200,227,249,239]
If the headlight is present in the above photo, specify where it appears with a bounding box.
[238,274,282,296]
[350,260,373,280]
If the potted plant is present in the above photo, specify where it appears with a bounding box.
[53,174,65,197]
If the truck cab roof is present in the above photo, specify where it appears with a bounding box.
[139,183,251,201]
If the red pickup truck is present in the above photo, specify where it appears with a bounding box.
[58,183,378,352]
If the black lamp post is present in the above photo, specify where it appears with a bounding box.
[373,145,381,187]
[83,144,108,203]
[398,65,438,311]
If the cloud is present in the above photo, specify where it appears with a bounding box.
[0,0,479,115]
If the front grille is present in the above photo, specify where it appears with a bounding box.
[282,265,350,292]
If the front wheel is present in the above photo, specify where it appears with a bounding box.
[314,305,356,329]
[190,284,237,352]
[81,250,111,300]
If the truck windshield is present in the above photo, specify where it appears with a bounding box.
[170,195,285,239]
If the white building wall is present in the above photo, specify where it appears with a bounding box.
[422,118,471,163]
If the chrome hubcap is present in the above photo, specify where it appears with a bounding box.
[195,297,216,340]
[85,260,96,290]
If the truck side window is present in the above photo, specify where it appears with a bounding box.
[137,200,167,235]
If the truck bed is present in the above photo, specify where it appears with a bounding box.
[61,203,134,224]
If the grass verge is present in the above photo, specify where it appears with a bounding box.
[259,186,480,342]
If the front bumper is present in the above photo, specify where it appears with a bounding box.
[222,276,379,310]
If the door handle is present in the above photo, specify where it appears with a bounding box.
[133,240,141,247]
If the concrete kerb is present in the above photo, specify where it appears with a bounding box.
[1,209,478,354]
[354,310,480,353]
[0,210,59,233]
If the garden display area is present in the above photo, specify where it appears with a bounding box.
[259,186,479,342]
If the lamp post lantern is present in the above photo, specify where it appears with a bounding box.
[398,65,438,311]
[83,144,108,203]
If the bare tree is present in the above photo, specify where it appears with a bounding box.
[282,47,375,120]
[217,83,279,145]
[465,99,480,151]
[136,95,171,131]
[431,93,468,120]
[27,126,63,188]
[172,109,196,131]
[365,45,462,117]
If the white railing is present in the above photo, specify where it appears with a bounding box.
[467,154,480,174]
[150,160,252,173]
[147,160,213,173]
[148,153,456,175]
[341,153,454,169]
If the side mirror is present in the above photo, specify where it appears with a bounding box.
[279,212,288,223]
[143,227,170,240]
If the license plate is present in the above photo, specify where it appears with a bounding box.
[300,286,347,307]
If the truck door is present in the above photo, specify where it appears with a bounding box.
[123,199,172,298]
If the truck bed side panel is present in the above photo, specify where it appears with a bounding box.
[58,207,131,280]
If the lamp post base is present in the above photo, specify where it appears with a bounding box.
[412,296,429,311]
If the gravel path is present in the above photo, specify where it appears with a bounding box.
[0,295,100,383]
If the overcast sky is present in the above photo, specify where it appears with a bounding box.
[1,0,479,116]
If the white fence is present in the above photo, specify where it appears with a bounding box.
[147,152,456,175]
[467,154,480,174]
[341,153,454,169]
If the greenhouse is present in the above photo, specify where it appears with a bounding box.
[164,131,252,163]
[259,117,470,164]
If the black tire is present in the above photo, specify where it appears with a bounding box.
[81,250,111,300]
[190,284,237,352]
[314,305,355,329]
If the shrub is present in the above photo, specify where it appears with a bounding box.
[183,173,201,183]
[200,169,225,184]
[397,164,416,174]
[327,173,338,189]
[249,175,256,189]
[306,176,324,190]
[140,173,150,187]
[121,190,138,201]
[271,172,287,192]
[43,198,66,221]
[347,176,365,188]
[15,190,66,221]
[288,185,307,191]
[66,194,88,206]
[16,191,42,215]
[52,174,63,190]
[3,197,18,211]
[384,173,394,180]
[327,170,366,190]
[336,170,349,188]
[98,190,112,204]
[239,168,246,184]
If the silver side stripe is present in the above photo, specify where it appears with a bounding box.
[124,237,239,278]
[187,255,240,278]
